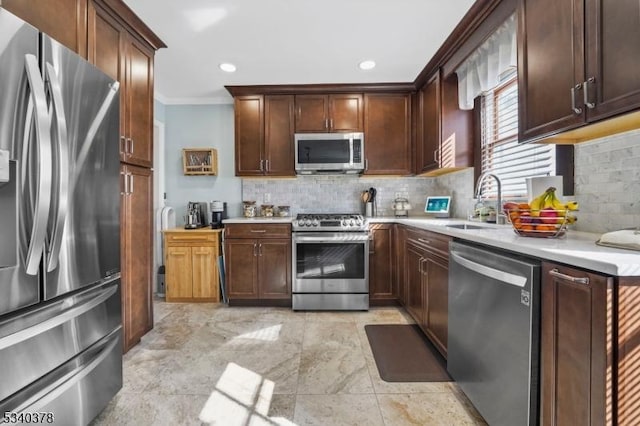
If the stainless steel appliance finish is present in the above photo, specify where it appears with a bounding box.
[448,241,540,426]
[294,132,364,175]
[292,213,368,232]
[0,8,122,424]
[292,213,370,310]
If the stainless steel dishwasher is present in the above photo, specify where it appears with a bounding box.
[448,241,540,426]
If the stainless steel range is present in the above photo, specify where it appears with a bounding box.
[292,213,370,310]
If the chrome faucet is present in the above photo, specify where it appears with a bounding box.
[474,172,506,224]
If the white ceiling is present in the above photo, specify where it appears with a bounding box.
[123,0,476,104]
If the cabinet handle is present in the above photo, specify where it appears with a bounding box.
[325,118,329,129]
[418,238,431,245]
[549,268,590,285]
[129,138,134,154]
[253,243,257,257]
[365,159,369,171]
[258,243,262,256]
[571,84,583,114]
[583,77,596,109]
[433,149,440,166]
[330,118,333,130]
[418,257,425,274]
[120,172,126,195]
[265,159,269,172]
[120,136,126,154]
[129,174,134,194]
[369,233,375,254]
[250,229,267,233]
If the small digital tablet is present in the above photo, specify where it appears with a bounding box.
[424,196,451,218]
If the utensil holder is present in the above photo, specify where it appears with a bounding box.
[365,202,375,217]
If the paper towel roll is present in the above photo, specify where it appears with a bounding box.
[526,176,563,202]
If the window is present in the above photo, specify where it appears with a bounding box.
[479,70,556,199]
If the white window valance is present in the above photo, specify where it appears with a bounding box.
[455,14,517,110]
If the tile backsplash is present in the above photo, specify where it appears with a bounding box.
[573,128,640,233]
[241,169,476,218]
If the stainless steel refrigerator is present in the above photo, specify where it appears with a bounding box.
[0,8,122,425]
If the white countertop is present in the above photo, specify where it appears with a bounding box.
[222,215,640,276]
[371,216,640,277]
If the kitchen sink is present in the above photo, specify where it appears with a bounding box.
[446,223,493,230]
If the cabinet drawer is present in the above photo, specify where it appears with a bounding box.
[165,231,218,244]
[225,223,291,239]
[406,227,450,257]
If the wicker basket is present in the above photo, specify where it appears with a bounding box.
[505,208,576,238]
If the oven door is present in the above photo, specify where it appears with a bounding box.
[292,232,369,293]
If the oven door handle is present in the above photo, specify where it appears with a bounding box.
[293,233,370,243]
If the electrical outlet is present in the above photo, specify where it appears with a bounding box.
[264,192,271,203]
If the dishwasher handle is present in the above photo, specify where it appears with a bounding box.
[450,250,527,288]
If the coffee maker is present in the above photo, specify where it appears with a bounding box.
[210,200,227,229]
[185,201,207,229]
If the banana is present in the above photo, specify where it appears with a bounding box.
[529,187,554,217]
[565,215,578,224]
[546,188,567,216]
[563,201,579,211]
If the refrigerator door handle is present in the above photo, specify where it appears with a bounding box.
[10,331,119,413]
[44,63,70,273]
[0,282,118,351]
[23,54,53,276]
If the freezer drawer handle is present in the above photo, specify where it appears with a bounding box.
[0,283,118,351]
[450,251,527,288]
[548,268,589,285]
[10,331,119,414]
[44,63,70,272]
[23,54,53,276]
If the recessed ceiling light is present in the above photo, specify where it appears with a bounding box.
[219,63,237,73]
[358,60,376,70]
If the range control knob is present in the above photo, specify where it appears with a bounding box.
[292,220,298,227]
[341,220,348,227]
[312,219,319,227]
[349,219,355,226]
[304,219,311,226]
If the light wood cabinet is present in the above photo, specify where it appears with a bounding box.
[163,229,222,303]
[364,94,412,175]
[519,0,640,143]
[224,224,291,304]
[295,94,363,132]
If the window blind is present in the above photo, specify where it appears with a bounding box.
[480,72,556,198]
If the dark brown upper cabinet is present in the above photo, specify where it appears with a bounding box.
[519,0,640,143]
[416,71,473,176]
[295,94,363,132]
[234,95,295,177]
[363,93,412,175]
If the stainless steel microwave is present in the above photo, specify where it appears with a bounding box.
[294,132,365,175]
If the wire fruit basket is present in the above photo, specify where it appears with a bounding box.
[505,207,576,238]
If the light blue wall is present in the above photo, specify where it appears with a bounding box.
[154,99,166,123]
[164,104,241,224]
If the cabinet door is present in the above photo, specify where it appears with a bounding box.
[3,0,87,56]
[264,95,295,176]
[235,96,264,176]
[364,93,411,175]
[258,239,291,299]
[405,242,425,324]
[518,0,586,142]
[123,35,154,167]
[423,252,448,357]
[225,239,259,298]
[369,224,395,300]
[192,246,218,299]
[540,262,610,426]
[165,247,193,299]
[121,165,153,352]
[329,94,363,132]
[295,95,328,132]
[584,0,640,121]
[416,73,440,174]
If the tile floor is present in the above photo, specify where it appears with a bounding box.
[92,300,486,426]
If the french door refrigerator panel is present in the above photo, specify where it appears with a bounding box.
[40,33,121,300]
[0,7,122,423]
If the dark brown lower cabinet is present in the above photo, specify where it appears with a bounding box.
[224,224,291,304]
[120,164,153,352]
[540,262,612,426]
[402,227,450,358]
[369,224,396,304]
